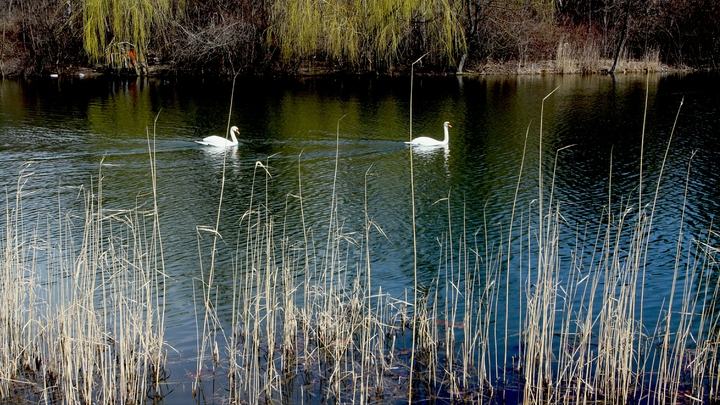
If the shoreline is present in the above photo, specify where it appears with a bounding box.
[3,58,700,81]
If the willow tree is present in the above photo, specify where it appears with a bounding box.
[268,0,466,72]
[421,0,467,65]
[268,0,323,61]
[83,0,181,72]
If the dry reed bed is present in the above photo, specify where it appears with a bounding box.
[2,99,719,405]
[204,169,719,404]
[191,97,720,404]
[1,152,167,402]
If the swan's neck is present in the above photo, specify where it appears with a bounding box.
[230,130,238,143]
[442,125,449,144]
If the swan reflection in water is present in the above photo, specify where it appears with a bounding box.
[411,144,450,175]
[199,144,240,167]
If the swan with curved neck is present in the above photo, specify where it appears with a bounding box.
[196,126,240,147]
[406,121,451,147]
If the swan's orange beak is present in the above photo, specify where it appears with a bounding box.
[448,123,452,127]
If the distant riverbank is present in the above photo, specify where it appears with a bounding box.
[3,0,717,80]
[7,55,688,80]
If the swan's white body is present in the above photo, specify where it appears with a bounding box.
[196,126,240,147]
[406,121,451,146]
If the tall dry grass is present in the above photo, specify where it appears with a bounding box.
[2,83,719,404]
[0,129,167,404]
[513,87,720,405]
[555,37,664,74]
[190,80,720,405]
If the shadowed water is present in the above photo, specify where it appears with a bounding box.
[1,73,719,403]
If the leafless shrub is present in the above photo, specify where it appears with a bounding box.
[0,11,24,77]
[5,0,84,75]
[166,7,267,75]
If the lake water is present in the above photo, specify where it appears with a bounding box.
[1,73,719,403]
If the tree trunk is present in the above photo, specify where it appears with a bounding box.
[456,53,466,74]
[610,0,632,74]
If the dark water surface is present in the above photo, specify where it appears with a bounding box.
[1,73,719,403]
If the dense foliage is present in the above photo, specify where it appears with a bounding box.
[1,0,718,76]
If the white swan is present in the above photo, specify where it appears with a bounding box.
[196,126,240,147]
[406,121,451,146]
